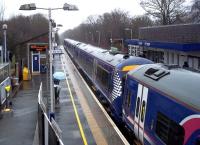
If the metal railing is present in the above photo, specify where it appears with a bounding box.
[38,82,64,145]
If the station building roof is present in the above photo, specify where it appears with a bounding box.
[125,39,200,52]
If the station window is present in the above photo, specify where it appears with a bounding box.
[171,53,174,64]
[155,112,184,145]
[198,58,200,70]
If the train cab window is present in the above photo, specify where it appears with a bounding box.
[155,112,184,145]
[136,97,140,117]
[125,91,131,108]
[121,76,126,96]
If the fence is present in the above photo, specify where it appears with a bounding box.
[38,83,64,145]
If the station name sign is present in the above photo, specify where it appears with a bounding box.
[30,44,48,51]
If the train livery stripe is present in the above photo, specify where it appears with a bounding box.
[122,65,139,71]
[180,115,200,144]
[61,58,88,145]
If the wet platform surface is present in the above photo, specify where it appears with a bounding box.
[53,55,96,145]
[0,74,50,145]
[0,48,128,145]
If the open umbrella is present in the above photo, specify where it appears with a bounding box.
[53,71,65,80]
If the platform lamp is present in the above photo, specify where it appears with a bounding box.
[2,24,7,63]
[96,31,101,46]
[19,3,78,119]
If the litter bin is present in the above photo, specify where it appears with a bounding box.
[23,67,29,81]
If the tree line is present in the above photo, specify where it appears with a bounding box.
[61,0,200,49]
[0,14,48,55]
[0,0,199,53]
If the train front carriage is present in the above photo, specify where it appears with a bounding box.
[123,64,200,145]
[110,56,153,121]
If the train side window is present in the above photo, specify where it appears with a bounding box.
[96,65,110,91]
[136,97,140,117]
[155,112,184,145]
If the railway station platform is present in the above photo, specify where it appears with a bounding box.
[0,46,129,145]
[0,72,50,145]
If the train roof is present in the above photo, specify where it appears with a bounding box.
[64,39,153,67]
[128,64,200,111]
[64,39,81,46]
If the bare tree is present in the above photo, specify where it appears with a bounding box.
[4,13,48,54]
[61,9,153,49]
[0,0,5,21]
[130,15,154,38]
[186,0,200,23]
[140,0,186,25]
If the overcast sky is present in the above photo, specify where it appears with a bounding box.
[3,0,145,32]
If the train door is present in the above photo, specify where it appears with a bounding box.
[32,52,40,73]
[134,84,149,144]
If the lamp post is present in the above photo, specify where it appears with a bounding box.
[2,24,7,63]
[96,31,100,46]
[19,3,78,118]
[108,31,112,47]
[55,24,63,46]
[125,28,133,39]
[89,32,94,43]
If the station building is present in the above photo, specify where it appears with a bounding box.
[16,32,48,75]
[125,24,200,71]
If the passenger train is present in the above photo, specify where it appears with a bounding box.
[63,39,200,145]
[63,39,153,122]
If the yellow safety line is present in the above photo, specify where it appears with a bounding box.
[61,48,129,145]
[64,62,88,145]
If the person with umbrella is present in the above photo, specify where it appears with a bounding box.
[53,72,65,103]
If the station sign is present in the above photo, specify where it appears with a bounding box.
[52,49,63,54]
[30,44,48,51]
